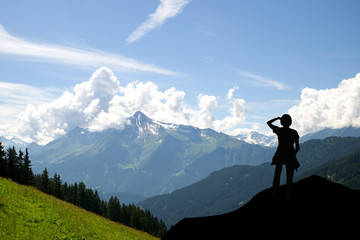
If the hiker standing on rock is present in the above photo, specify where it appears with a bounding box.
[267,114,300,187]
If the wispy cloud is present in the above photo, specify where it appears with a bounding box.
[0,25,178,76]
[237,70,288,90]
[0,82,59,106]
[126,0,191,44]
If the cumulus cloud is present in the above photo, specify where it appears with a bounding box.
[289,73,360,135]
[88,80,190,131]
[0,25,177,76]
[214,95,247,133]
[227,86,239,100]
[195,94,218,129]
[126,0,191,43]
[0,81,61,139]
[19,67,120,144]
[17,68,360,144]
[17,67,247,144]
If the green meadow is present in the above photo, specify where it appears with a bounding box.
[0,177,159,240]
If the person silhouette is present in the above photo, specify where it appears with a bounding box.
[267,114,300,188]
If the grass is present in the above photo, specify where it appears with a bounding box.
[0,177,159,240]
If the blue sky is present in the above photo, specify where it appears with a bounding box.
[1,0,360,144]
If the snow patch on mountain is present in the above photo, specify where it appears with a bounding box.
[155,121,178,131]
[0,136,29,149]
[234,131,277,147]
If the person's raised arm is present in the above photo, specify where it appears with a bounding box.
[267,117,281,130]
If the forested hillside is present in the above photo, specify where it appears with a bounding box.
[140,136,360,227]
[0,142,166,238]
[298,150,360,188]
[0,177,159,240]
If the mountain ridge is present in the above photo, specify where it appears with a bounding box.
[2,117,360,149]
[30,111,273,198]
[140,136,360,227]
[300,126,360,142]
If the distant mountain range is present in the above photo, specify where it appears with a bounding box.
[299,126,360,142]
[140,136,360,227]
[0,136,28,150]
[0,136,41,154]
[234,126,360,146]
[1,112,360,203]
[29,111,273,198]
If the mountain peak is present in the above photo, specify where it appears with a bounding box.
[132,111,153,123]
[163,175,360,239]
[128,111,161,137]
[133,111,147,118]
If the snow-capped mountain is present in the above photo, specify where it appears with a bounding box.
[31,111,273,198]
[128,111,179,136]
[234,131,277,147]
[235,126,360,146]
[0,136,29,150]
[5,111,360,200]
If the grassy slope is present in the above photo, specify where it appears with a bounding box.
[0,178,158,240]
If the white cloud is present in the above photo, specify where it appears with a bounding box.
[126,0,191,43]
[0,25,178,76]
[0,82,58,106]
[227,86,239,100]
[214,96,247,133]
[0,82,59,140]
[13,67,247,144]
[238,70,288,90]
[289,73,360,135]
[18,67,121,144]
[196,94,218,128]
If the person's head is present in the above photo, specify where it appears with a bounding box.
[280,114,292,127]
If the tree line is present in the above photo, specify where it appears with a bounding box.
[0,142,167,237]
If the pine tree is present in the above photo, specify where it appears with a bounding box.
[93,190,102,215]
[23,148,34,185]
[53,173,63,199]
[18,150,24,184]
[6,146,18,181]
[0,142,6,177]
[77,182,87,209]
[41,168,51,194]
[108,196,121,222]
[73,182,78,205]
[99,199,108,217]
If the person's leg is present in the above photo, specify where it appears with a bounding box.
[286,166,294,185]
[273,164,282,187]
[285,166,295,199]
